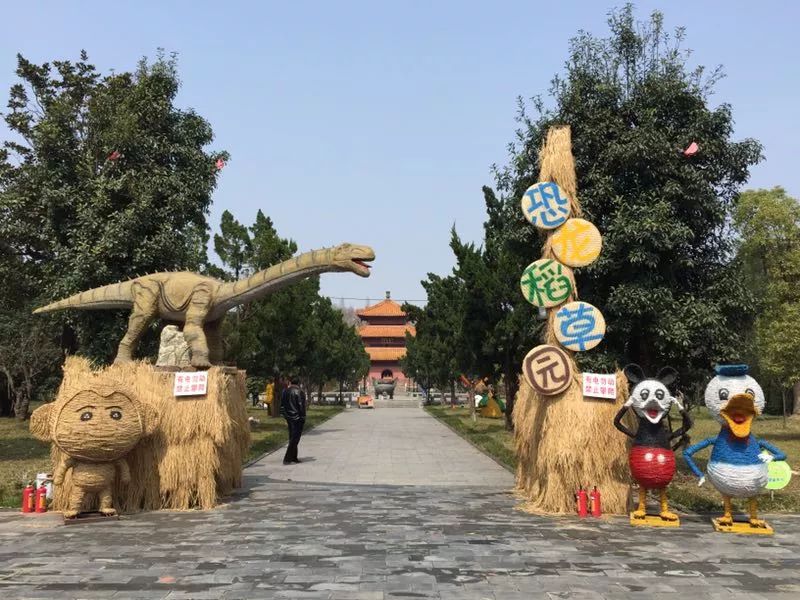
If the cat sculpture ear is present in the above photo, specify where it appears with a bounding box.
[656,367,678,388]
[29,403,54,441]
[623,364,645,385]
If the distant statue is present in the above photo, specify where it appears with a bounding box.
[373,369,397,399]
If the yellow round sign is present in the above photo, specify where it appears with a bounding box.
[766,461,792,490]
[522,344,574,396]
[519,259,573,308]
[520,182,571,230]
[553,301,606,352]
[551,218,602,267]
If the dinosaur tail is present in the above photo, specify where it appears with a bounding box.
[33,281,135,314]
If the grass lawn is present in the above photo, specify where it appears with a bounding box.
[0,404,51,508]
[0,402,343,508]
[426,404,800,513]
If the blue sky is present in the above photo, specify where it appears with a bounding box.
[1,1,798,307]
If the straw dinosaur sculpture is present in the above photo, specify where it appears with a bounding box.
[34,243,375,367]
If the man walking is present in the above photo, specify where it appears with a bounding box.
[281,376,306,465]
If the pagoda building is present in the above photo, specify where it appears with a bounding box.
[357,292,416,385]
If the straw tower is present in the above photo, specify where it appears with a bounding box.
[513,126,631,514]
[49,357,250,512]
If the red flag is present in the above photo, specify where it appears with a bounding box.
[215,158,225,170]
[108,150,121,161]
[683,142,699,157]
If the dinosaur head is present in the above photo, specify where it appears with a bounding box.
[331,243,375,277]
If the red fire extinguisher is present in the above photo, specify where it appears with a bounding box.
[589,486,602,517]
[21,484,35,513]
[575,487,588,518]
[35,485,48,513]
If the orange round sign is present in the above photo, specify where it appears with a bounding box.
[551,218,602,267]
[522,344,574,396]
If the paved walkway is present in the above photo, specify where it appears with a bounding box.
[0,407,799,599]
[250,407,514,487]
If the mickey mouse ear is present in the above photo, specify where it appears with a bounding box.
[656,367,678,388]
[623,364,645,384]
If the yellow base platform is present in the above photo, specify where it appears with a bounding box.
[629,513,681,527]
[711,518,774,535]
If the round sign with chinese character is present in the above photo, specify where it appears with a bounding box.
[522,344,574,396]
[554,301,605,352]
[520,182,571,230]
[766,461,792,490]
[551,218,602,267]
[520,259,573,308]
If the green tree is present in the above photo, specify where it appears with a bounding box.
[491,5,761,393]
[402,273,463,404]
[214,210,252,280]
[734,187,800,416]
[0,51,227,362]
[327,320,370,402]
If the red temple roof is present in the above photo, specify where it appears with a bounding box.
[358,324,416,338]
[357,298,406,318]
[365,347,406,361]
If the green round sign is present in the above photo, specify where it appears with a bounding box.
[766,460,792,490]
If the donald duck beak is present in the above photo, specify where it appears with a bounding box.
[720,393,757,438]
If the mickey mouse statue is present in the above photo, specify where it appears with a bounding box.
[614,365,692,525]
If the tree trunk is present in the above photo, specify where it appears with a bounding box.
[504,367,517,432]
[13,389,29,421]
[450,380,456,407]
[469,383,477,422]
[318,383,324,405]
[792,381,800,417]
[338,381,343,404]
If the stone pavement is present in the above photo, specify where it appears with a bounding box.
[250,407,514,487]
[0,407,798,599]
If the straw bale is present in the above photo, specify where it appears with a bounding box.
[537,126,582,218]
[47,357,249,513]
[513,124,632,514]
[513,371,632,514]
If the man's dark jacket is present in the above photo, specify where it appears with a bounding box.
[281,385,306,421]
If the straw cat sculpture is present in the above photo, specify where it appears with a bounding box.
[30,374,159,518]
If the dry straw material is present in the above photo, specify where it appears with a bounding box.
[513,125,631,514]
[45,357,249,513]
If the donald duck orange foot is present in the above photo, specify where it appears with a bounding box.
[684,365,786,536]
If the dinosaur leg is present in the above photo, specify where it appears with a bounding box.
[718,495,733,526]
[99,487,116,516]
[659,488,678,521]
[748,498,766,528]
[183,287,212,368]
[632,487,647,519]
[64,487,85,519]
[205,319,224,365]
[115,284,158,364]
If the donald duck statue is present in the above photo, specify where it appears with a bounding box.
[684,364,786,533]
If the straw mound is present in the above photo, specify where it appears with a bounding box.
[513,371,632,514]
[50,357,250,512]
